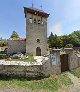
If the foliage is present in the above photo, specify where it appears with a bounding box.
[0,54,7,59]
[65,44,73,48]
[71,68,80,78]
[48,30,80,48]
[48,33,59,48]
[0,41,7,47]
[0,73,72,92]
[10,31,20,38]
[6,54,36,62]
[20,55,36,62]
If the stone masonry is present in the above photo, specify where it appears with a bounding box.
[7,38,26,55]
[24,7,49,56]
[64,48,80,70]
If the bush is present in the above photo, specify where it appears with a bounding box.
[65,44,73,48]
[0,54,7,59]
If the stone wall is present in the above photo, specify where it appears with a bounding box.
[0,65,42,77]
[42,60,61,76]
[63,48,80,70]
[7,39,26,55]
[41,49,61,76]
[4,48,80,77]
[3,48,80,77]
[0,54,61,77]
[49,49,61,74]
[0,60,51,77]
[69,53,79,70]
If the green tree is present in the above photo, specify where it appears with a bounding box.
[65,44,73,48]
[48,32,54,48]
[73,30,80,39]
[62,35,69,47]
[10,31,20,38]
[48,30,80,48]
[69,32,80,47]
[56,36,63,48]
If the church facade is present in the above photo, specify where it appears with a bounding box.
[24,7,49,56]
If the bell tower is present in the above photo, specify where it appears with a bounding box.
[24,7,49,56]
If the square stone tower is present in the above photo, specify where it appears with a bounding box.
[24,7,49,56]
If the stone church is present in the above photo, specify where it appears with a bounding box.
[7,7,49,56]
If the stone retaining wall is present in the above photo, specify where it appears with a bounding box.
[0,65,42,77]
[0,57,61,77]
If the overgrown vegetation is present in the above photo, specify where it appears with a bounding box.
[6,54,36,62]
[48,30,80,48]
[10,31,20,38]
[0,54,7,59]
[0,73,72,92]
[0,41,7,47]
[65,44,73,48]
[71,68,80,78]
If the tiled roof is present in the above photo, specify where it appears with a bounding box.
[24,7,49,18]
[30,7,44,13]
[9,38,26,41]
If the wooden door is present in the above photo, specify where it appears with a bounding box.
[60,54,69,72]
[36,47,41,56]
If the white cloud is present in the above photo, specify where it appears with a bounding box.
[48,21,63,36]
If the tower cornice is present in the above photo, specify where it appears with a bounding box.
[24,7,50,18]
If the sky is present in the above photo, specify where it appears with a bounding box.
[0,0,80,38]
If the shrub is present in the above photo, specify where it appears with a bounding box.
[65,44,73,48]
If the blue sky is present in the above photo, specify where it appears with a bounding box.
[0,0,80,38]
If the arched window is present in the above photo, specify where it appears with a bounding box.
[37,39,40,43]
[29,18,32,23]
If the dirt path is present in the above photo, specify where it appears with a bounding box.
[67,72,80,92]
[58,72,80,92]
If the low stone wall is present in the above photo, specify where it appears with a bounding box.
[0,57,61,77]
[0,65,43,77]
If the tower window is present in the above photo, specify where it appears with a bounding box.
[37,39,40,43]
[34,19,36,23]
[38,20,40,24]
[29,18,32,23]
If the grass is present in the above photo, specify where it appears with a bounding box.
[71,67,80,78]
[0,73,72,92]
[6,55,36,62]
[0,54,7,59]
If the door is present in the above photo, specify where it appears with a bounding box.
[36,47,41,56]
[60,54,69,72]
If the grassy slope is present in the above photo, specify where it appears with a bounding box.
[0,73,72,92]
